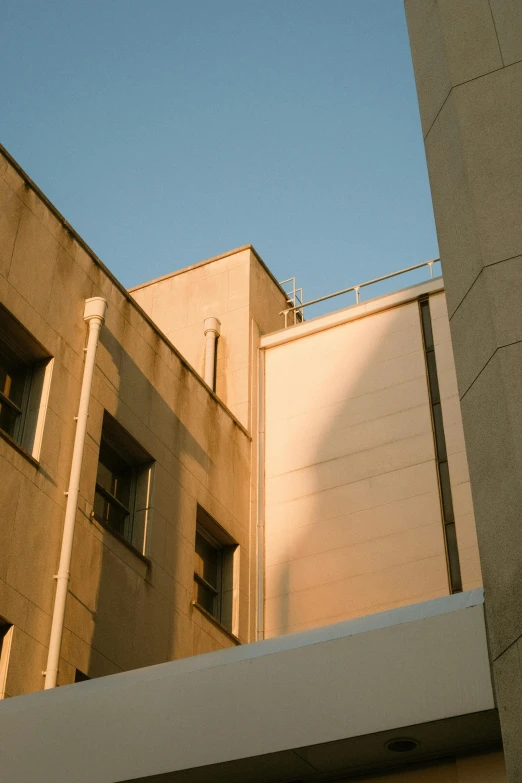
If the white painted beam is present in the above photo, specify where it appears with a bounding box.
[0,591,494,783]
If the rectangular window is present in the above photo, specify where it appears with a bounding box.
[194,528,223,617]
[94,437,134,539]
[0,304,52,459]
[0,345,28,439]
[419,298,462,593]
[193,506,237,633]
[93,413,153,555]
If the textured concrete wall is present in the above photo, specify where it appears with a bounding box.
[130,246,287,428]
[405,1,522,777]
[130,247,288,643]
[130,247,252,426]
[262,287,478,636]
[0,147,252,696]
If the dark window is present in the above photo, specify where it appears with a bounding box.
[432,403,447,460]
[426,352,440,403]
[193,506,237,632]
[0,344,28,439]
[419,298,462,593]
[94,436,134,540]
[420,299,434,349]
[93,413,153,554]
[194,528,223,618]
[0,304,51,454]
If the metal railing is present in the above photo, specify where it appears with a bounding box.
[279,277,304,324]
[280,258,441,328]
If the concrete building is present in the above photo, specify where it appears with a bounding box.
[404,1,522,779]
[0,139,509,781]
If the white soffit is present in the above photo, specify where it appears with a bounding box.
[0,591,495,783]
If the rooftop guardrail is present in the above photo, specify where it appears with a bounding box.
[279,258,441,327]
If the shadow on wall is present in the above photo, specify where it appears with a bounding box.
[66,324,215,680]
[267,302,450,637]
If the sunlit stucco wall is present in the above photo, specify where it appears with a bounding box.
[262,284,480,636]
[130,246,287,429]
[0,148,252,696]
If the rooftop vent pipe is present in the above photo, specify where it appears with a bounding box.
[203,317,220,391]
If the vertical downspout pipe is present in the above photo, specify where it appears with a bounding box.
[44,297,107,690]
[256,346,266,640]
[203,316,220,391]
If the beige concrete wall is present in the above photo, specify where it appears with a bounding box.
[263,296,456,636]
[347,751,506,782]
[262,287,481,636]
[249,252,288,337]
[130,247,288,644]
[130,247,252,426]
[0,147,253,697]
[130,246,287,429]
[405,1,522,777]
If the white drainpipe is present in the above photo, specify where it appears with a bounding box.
[203,317,220,391]
[256,346,266,640]
[44,297,107,689]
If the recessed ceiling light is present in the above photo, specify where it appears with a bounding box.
[385,738,419,753]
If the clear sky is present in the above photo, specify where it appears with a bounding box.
[1,0,438,312]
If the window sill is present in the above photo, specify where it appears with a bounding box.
[91,515,151,567]
[0,429,39,469]
[191,601,241,645]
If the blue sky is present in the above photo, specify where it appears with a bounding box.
[1,0,438,313]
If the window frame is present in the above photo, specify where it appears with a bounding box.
[0,347,31,442]
[194,525,224,621]
[419,297,462,594]
[192,505,238,635]
[92,413,153,558]
[94,432,137,544]
[0,304,52,461]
